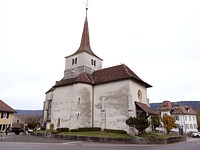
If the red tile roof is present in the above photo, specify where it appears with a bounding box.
[0,100,16,113]
[171,105,197,115]
[54,72,93,88]
[135,102,158,115]
[91,64,152,87]
[157,100,173,111]
[52,64,152,89]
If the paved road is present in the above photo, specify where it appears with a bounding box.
[0,133,200,150]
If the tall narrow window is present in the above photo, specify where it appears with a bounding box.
[75,58,77,64]
[72,59,74,65]
[91,59,93,65]
[94,60,96,66]
[58,117,61,127]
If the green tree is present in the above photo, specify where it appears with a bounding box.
[126,116,150,135]
[161,114,176,134]
[151,115,161,131]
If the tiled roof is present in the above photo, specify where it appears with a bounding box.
[50,64,152,90]
[91,64,152,87]
[0,100,16,113]
[171,105,197,115]
[135,101,158,115]
[54,72,93,88]
[157,100,173,111]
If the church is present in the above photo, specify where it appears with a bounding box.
[43,8,156,132]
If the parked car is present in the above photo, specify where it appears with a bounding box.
[192,132,200,138]
[27,128,33,133]
[6,127,25,135]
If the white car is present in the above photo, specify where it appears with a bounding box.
[192,132,200,138]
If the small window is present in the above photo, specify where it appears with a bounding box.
[94,60,96,66]
[190,124,193,129]
[78,97,81,104]
[189,116,191,121]
[75,58,77,64]
[72,59,74,65]
[58,118,61,125]
[1,112,8,119]
[174,116,179,121]
[91,59,93,65]
[185,116,187,121]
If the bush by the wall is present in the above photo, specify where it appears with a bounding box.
[70,129,79,132]
[104,129,127,134]
[57,128,69,133]
[78,127,101,132]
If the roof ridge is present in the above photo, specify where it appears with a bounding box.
[77,72,92,83]
[122,64,133,77]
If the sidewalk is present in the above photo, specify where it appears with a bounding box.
[187,137,200,142]
[0,132,66,143]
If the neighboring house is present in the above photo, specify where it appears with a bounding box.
[157,100,198,133]
[0,100,16,132]
[43,9,156,132]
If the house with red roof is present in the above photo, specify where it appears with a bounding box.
[0,100,16,132]
[43,8,156,132]
[157,100,198,133]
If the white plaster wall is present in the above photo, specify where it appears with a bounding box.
[160,111,171,118]
[129,81,148,104]
[51,83,93,129]
[46,91,53,100]
[51,85,74,129]
[171,115,198,133]
[183,115,198,132]
[71,83,93,128]
[65,52,102,71]
[129,80,149,118]
[94,80,132,132]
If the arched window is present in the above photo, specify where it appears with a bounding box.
[91,59,93,65]
[58,117,61,127]
[75,58,77,64]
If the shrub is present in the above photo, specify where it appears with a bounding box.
[50,123,54,131]
[126,116,150,135]
[70,129,79,132]
[57,128,69,133]
[70,127,101,132]
[104,129,127,134]
[78,127,101,132]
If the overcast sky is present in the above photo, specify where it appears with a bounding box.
[1,0,200,110]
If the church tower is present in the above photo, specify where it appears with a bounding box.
[64,8,102,79]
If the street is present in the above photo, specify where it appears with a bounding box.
[0,133,200,150]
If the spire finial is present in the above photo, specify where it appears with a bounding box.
[85,0,88,17]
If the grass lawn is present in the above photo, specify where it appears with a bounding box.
[59,131,134,139]
[139,132,179,139]
[34,130,179,139]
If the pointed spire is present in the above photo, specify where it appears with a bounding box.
[67,7,102,60]
[77,9,92,53]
